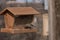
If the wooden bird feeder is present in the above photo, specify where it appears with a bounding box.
[0,7,39,34]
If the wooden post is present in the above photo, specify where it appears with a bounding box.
[48,0,56,40]
[43,14,48,36]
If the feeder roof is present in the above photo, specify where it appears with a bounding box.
[0,7,39,15]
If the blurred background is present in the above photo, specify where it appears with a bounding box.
[0,0,48,40]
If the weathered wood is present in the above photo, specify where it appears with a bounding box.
[48,0,56,40]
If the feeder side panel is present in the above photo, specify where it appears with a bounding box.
[4,14,8,28]
[4,13,14,28]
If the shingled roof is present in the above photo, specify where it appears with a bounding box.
[0,7,39,15]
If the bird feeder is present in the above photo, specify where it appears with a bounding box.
[0,7,39,34]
